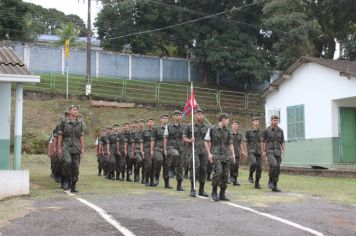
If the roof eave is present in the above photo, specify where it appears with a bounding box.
[0,74,40,83]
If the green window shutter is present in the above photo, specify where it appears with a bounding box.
[287,105,305,140]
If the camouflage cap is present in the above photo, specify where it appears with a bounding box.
[271,115,280,120]
[251,116,260,121]
[147,117,154,122]
[106,126,113,130]
[112,124,120,127]
[131,120,138,124]
[160,114,169,119]
[196,109,204,114]
[172,110,182,115]
[69,105,79,110]
[218,113,229,121]
[139,118,145,123]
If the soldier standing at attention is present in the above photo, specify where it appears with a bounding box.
[118,123,130,181]
[107,126,119,180]
[113,124,121,180]
[262,115,285,192]
[164,110,185,191]
[229,120,245,186]
[143,118,155,186]
[244,117,263,189]
[150,114,169,187]
[131,120,144,183]
[95,129,105,176]
[99,128,110,178]
[204,113,235,201]
[57,105,84,192]
[183,109,209,197]
[139,119,146,184]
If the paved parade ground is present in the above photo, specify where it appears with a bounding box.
[1,153,356,236]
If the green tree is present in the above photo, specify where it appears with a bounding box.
[262,0,321,70]
[55,22,80,47]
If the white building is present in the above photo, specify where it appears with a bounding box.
[263,57,356,169]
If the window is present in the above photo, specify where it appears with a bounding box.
[287,105,305,140]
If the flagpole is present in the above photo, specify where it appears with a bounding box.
[191,81,196,191]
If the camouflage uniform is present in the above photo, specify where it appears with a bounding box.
[99,134,110,177]
[183,143,190,179]
[262,126,285,190]
[165,123,185,188]
[108,133,118,179]
[230,131,243,185]
[131,129,143,182]
[126,132,134,181]
[118,131,129,180]
[151,125,166,186]
[57,118,84,191]
[95,137,103,176]
[143,127,154,186]
[245,128,263,186]
[206,126,233,190]
[184,123,209,195]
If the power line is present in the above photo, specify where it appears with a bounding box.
[106,0,267,40]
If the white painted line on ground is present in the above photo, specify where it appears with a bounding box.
[66,192,135,236]
[197,196,324,236]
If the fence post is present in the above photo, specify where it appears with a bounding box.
[245,93,249,110]
[217,90,222,112]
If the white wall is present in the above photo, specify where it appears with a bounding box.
[265,62,356,139]
[0,170,29,199]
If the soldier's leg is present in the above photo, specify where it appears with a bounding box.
[207,161,212,181]
[163,148,175,189]
[153,150,163,186]
[108,153,116,180]
[141,155,145,184]
[268,153,281,192]
[134,153,142,182]
[276,156,282,183]
[219,161,230,201]
[103,155,108,177]
[144,148,153,186]
[189,152,200,197]
[198,154,208,197]
[229,156,236,183]
[184,148,190,179]
[70,154,81,192]
[211,157,222,201]
[119,151,127,181]
[248,153,257,183]
[115,154,120,180]
[255,155,262,189]
[61,149,72,190]
[175,148,184,191]
[50,155,55,177]
[126,153,133,181]
[169,149,177,179]
[97,155,102,176]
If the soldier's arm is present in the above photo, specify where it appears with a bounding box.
[116,141,120,156]
[80,136,84,154]
[280,130,285,152]
[124,141,128,156]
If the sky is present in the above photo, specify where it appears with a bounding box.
[23,0,102,29]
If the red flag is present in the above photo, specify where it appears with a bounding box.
[182,92,198,118]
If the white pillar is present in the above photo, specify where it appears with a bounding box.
[0,83,11,170]
[160,58,163,82]
[14,84,23,170]
[128,55,132,80]
[188,60,191,82]
[96,51,99,78]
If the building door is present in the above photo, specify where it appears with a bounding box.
[340,108,356,162]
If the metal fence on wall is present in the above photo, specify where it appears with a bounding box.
[23,73,264,113]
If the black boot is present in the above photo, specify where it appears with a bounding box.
[141,174,145,184]
[126,174,132,182]
[233,177,240,186]
[190,179,196,197]
[255,177,261,189]
[198,182,209,197]
[177,180,184,191]
[71,181,78,193]
[272,182,281,192]
[152,178,159,187]
[116,172,121,180]
[211,186,219,201]
[164,178,172,189]
[121,173,125,181]
[248,173,254,184]
[145,177,150,187]
[219,188,230,201]
[63,178,69,191]
[134,174,140,183]
[150,177,154,187]
[184,170,189,179]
